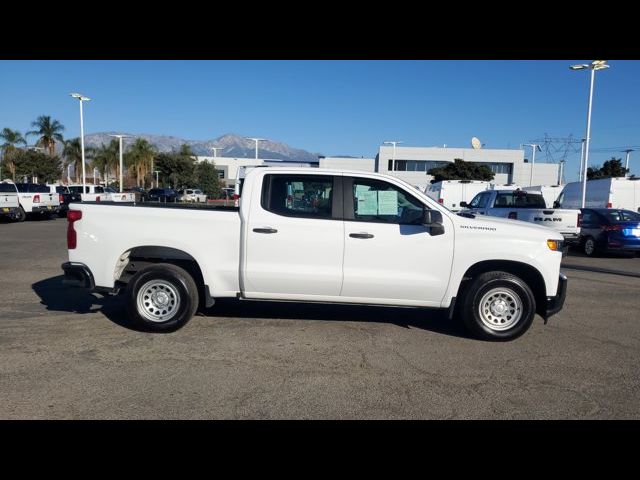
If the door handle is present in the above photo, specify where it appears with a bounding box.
[349,233,374,239]
[253,227,278,234]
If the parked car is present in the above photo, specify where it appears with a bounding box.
[462,189,581,243]
[2,181,60,221]
[0,182,21,220]
[177,188,207,203]
[68,184,110,202]
[578,208,640,256]
[62,168,567,341]
[146,188,178,203]
[48,185,81,217]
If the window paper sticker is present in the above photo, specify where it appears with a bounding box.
[355,184,371,198]
[357,190,378,215]
[377,190,398,215]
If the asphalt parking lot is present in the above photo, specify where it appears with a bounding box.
[1,216,639,419]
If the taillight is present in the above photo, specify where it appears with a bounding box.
[96,196,100,202]
[508,211,518,220]
[438,198,444,204]
[59,194,64,203]
[33,195,40,203]
[577,213,582,227]
[232,194,240,200]
[67,210,82,249]
[602,224,623,232]
[606,202,612,208]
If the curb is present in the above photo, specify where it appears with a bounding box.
[561,264,640,279]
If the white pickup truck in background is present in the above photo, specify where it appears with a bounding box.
[1,181,60,221]
[62,168,567,341]
[68,184,110,202]
[424,180,490,212]
[0,182,21,220]
[461,189,581,243]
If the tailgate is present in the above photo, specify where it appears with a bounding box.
[519,209,579,233]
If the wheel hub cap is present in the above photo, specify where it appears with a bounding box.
[478,287,523,331]
[136,280,181,323]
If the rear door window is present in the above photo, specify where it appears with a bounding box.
[262,174,334,219]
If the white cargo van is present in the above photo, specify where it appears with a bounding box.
[557,177,640,212]
[424,180,490,212]
[523,185,564,209]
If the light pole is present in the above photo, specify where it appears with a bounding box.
[70,93,91,197]
[570,60,610,208]
[383,141,403,172]
[246,138,265,160]
[622,149,634,177]
[109,134,131,192]
[154,170,160,188]
[211,147,222,158]
[578,138,586,181]
[523,143,541,186]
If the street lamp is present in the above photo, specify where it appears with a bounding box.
[383,141,403,172]
[245,138,265,160]
[211,147,222,158]
[154,170,160,188]
[523,143,542,186]
[570,60,610,208]
[70,93,91,197]
[108,134,131,192]
[622,149,634,177]
[578,138,586,181]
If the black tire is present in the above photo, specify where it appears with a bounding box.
[583,236,599,257]
[15,206,26,222]
[125,263,199,332]
[458,271,536,341]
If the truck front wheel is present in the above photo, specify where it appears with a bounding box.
[459,271,536,341]
[125,263,199,332]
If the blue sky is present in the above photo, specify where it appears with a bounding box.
[1,60,639,181]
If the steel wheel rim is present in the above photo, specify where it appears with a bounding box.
[585,239,594,255]
[136,280,181,323]
[478,287,522,331]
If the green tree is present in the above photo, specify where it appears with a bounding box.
[12,149,62,183]
[26,116,65,156]
[195,160,222,197]
[587,157,628,180]
[125,138,156,188]
[154,152,196,188]
[62,138,95,183]
[0,128,27,180]
[92,140,120,184]
[427,158,495,183]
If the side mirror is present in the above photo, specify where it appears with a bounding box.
[422,209,445,236]
[459,201,468,208]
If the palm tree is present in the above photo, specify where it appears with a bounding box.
[92,140,119,185]
[125,138,156,188]
[63,138,94,183]
[0,128,27,180]
[27,116,65,156]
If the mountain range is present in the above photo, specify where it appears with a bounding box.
[80,132,322,163]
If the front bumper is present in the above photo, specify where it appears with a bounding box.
[61,262,95,289]
[543,273,567,320]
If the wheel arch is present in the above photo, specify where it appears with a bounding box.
[114,245,213,308]
[458,260,547,317]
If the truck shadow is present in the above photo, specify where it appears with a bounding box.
[32,275,470,338]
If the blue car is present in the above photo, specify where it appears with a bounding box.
[578,208,640,256]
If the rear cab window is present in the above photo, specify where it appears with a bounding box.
[494,191,546,208]
[261,174,336,219]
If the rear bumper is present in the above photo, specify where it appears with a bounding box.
[0,206,19,217]
[543,273,567,319]
[32,205,60,213]
[561,233,580,243]
[61,262,95,289]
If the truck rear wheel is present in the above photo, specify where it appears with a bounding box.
[125,263,199,332]
[15,206,26,222]
[459,271,536,341]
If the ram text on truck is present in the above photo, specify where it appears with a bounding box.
[61,168,567,341]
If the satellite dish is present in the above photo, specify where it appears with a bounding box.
[471,137,482,149]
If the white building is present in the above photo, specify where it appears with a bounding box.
[319,156,376,172]
[196,156,265,187]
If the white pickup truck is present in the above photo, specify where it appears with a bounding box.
[61,168,567,341]
[461,189,581,243]
[1,181,61,221]
[0,182,21,220]
[68,184,110,202]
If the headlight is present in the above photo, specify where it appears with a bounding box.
[547,239,564,251]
